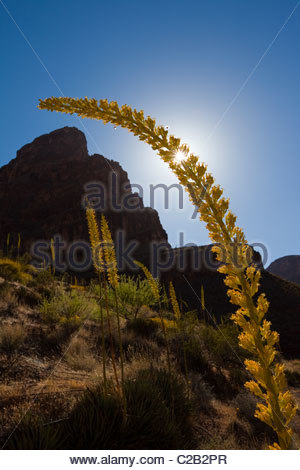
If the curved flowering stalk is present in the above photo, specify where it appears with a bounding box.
[39,97,297,449]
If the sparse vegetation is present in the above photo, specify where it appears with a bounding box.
[0,323,26,353]
[0,269,299,450]
[40,287,96,328]
[65,337,97,372]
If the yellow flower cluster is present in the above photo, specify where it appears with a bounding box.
[39,96,297,449]
[134,260,160,302]
[169,281,181,322]
[100,214,119,288]
[86,207,103,272]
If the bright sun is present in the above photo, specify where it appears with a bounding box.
[174,150,187,162]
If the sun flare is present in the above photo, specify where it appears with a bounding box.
[174,150,187,162]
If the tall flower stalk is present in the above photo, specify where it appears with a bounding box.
[86,207,121,397]
[39,97,297,449]
[86,207,107,394]
[100,214,126,414]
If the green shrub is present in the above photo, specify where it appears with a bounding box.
[40,288,96,328]
[91,275,157,320]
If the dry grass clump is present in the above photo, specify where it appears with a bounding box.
[64,337,97,372]
[0,323,26,353]
[0,283,19,316]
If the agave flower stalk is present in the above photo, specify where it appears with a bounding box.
[39,97,297,449]
[86,206,122,395]
[86,207,107,394]
[100,214,126,414]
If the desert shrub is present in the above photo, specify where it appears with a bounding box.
[122,368,193,449]
[125,317,159,339]
[63,368,193,450]
[3,415,66,450]
[29,269,56,298]
[0,258,36,284]
[121,334,161,361]
[116,275,157,319]
[0,323,26,353]
[65,337,97,371]
[91,275,157,320]
[63,385,123,450]
[99,330,160,362]
[40,288,95,328]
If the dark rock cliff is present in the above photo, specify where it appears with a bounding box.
[0,127,169,265]
[267,255,300,285]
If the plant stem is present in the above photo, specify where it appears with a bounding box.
[98,272,107,395]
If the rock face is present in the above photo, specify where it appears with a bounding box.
[267,255,300,285]
[0,127,169,265]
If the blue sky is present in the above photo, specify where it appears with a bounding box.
[1,0,299,266]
